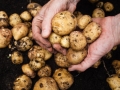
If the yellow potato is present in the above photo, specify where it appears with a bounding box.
[92,8,105,18]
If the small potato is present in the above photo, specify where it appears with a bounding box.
[49,32,61,44]
[83,21,102,43]
[24,22,32,29]
[104,51,112,59]
[27,3,42,17]
[106,74,120,90]
[66,48,87,65]
[43,48,52,61]
[37,65,52,78]
[20,11,32,21]
[0,11,9,27]
[33,77,59,90]
[12,23,29,40]
[0,28,12,48]
[53,68,74,90]
[60,35,70,48]
[29,58,45,71]
[14,36,33,51]
[92,8,105,18]
[13,74,32,90]
[54,53,70,68]
[52,11,77,36]
[92,60,101,68]
[96,2,104,8]
[11,51,23,64]
[70,31,87,51]
[9,13,22,27]
[27,28,33,40]
[112,60,120,75]
[104,2,114,12]
[22,64,36,78]
[78,15,92,29]
[73,11,83,24]
[89,0,99,3]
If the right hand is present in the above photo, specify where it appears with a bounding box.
[32,0,80,54]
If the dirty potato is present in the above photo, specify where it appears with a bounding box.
[104,2,114,12]
[20,11,32,21]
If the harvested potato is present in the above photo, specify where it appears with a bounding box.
[14,36,33,51]
[0,11,9,27]
[54,53,70,68]
[83,21,102,43]
[11,51,23,64]
[53,68,74,90]
[92,8,105,18]
[13,74,32,90]
[0,28,12,48]
[52,11,77,36]
[70,31,87,51]
[112,60,120,75]
[9,13,22,27]
[96,2,104,8]
[92,60,101,68]
[112,46,117,51]
[24,22,32,29]
[66,48,87,65]
[104,2,114,12]
[22,64,36,78]
[49,32,61,44]
[73,11,83,24]
[20,11,32,21]
[106,74,120,90]
[43,48,52,61]
[105,51,112,59]
[78,15,92,29]
[27,28,33,39]
[60,35,70,48]
[12,23,29,40]
[37,65,52,78]
[89,0,99,3]
[29,58,45,71]
[27,2,42,17]
[33,77,59,90]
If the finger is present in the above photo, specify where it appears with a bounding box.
[92,18,103,24]
[67,3,76,13]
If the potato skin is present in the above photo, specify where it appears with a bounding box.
[52,11,77,36]
[66,48,87,65]
[104,2,114,12]
[33,77,59,90]
[83,21,101,43]
[112,60,120,75]
[92,8,105,18]
[70,31,87,51]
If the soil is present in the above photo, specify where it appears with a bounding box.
[0,0,120,90]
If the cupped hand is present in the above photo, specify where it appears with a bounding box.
[32,0,79,54]
[69,16,118,72]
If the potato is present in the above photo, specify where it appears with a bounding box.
[104,2,114,12]
[22,64,36,78]
[112,60,120,75]
[12,23,29,40]
[60,35,70,48]
[66,48,87,65]
[29,58,45,71]
[24,22,32,29]
[27,28,33,39]
[53,68,74,90]
[70,31,87,51]
[78,15,92,29]
[9,13,22,27]
[27,2,42,17]
[92,60,101,68]
[0,11,9,27]
[43,48,52,61]
[83,21,102,43]
[20,11,32,21]
[13,74,32,90]
[0,28,12,48]
[11,51,23,64]
[89,0,99,3]
[52,11,77,36]
[49,32,61,44]
[92,8,105,18]
[104,51,112,59]
[33,77,59,90]
[54,53,70,68]
[96,2,104,8]
[106,74,120,90]
[37,65,52,78]
[14,36,33,51]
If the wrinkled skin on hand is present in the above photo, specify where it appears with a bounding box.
[32,0,80,54]
[69,15,120,72]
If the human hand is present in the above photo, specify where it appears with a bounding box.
[69,15,120,72]
[32,0,80,54]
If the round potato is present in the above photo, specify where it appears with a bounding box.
[73,11,83,24]
[83,21,102,43]
[60,35,70,48]
[20,11,32,21]
[78,15,91,29]
[96,2,104,8]
[104,2,114,12]
[54,53,70,68]
[33,77,59,90]
[0,28,12,48]
[52,11,77,36]
[92,8,105,18]
[70,31,87,51]
[66,48,87,65]
[53,68,74,90]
